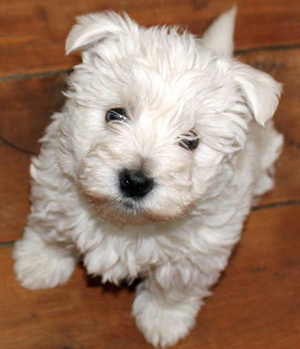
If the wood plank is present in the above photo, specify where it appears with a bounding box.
[0,74,67,244]
[260,143,300,206]
[0,140,30,243]
[1,205,300,348]
[1,0,300,78]
[0,74,67,155]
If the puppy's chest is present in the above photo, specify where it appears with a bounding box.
[81,229,191,283]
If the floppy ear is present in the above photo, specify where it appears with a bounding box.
[66,11,137,55]
[233,63,282,126]
[202,7,236,56]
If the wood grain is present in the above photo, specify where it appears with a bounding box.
[1,205,299,349]
[1,0,300,78]
[0,140,30,243]
[0,74,67,154]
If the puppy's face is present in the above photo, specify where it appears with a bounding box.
[63,12,281,224]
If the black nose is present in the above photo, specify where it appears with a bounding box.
[119,169,154,199]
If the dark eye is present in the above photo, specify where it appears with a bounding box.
[179,131,199,151]
[106,108,127,123]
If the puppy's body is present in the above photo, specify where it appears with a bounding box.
[13,8,283,347]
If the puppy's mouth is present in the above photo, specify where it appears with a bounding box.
[113,197,143,214]
[83,192,177,225]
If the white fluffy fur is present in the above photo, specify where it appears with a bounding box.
[13,8,283,347]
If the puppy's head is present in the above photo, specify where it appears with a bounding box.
[62,8,281,224]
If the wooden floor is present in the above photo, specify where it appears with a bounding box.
[1,1,300,348]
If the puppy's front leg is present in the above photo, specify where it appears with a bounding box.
[133,261,212,348]
[13,216,77,290]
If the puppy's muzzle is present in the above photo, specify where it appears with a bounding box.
[119,169,154,199]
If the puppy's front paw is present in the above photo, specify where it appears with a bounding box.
[13,237,76,290]
[133,288,197,348]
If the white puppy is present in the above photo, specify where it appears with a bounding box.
[13,8,283,347]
